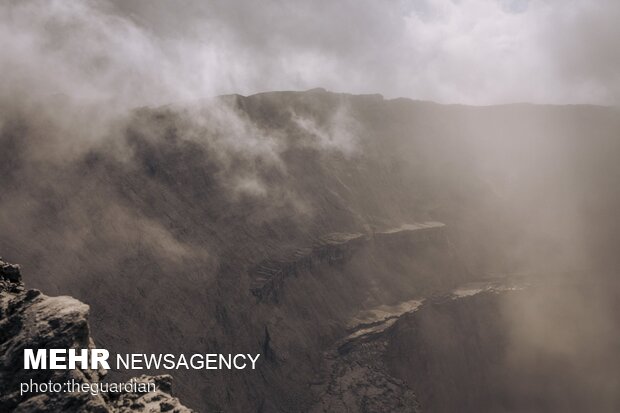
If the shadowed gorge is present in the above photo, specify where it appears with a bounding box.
[1,89,620,411]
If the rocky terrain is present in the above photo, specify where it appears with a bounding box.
[0,258,194,413]
[308,277,525,412]
[250,222,446,302]
[1,89,620,411]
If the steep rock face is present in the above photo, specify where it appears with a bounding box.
[386,291,513,413]
[2,90,620,410]
[0,259,194,413]
[249,231,366,302]
[385,278,620,413]
[308,280,522,413]
[250,222,446,302]
[245,222,464,412]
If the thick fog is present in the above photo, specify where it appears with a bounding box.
[2,0,620,107]
[1,1,620,412]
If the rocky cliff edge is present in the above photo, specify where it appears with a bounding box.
[0,258,195,413]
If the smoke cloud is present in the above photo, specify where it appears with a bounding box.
[2,0,620,108]
[1,1,619,411]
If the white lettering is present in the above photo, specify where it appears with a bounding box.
[24,349,46,369]
[206,353,217,369]
[233,354,246,369]
[131,353,143,369]
[247,353,260,369]
[68,349,89,369]
[91,349,110,370]
[49,349,66,369]
[116,354,129,369]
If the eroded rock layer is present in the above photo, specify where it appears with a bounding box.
[0,258,194,413]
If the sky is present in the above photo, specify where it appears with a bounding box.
[1,0,619,107]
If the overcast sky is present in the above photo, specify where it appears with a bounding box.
[1,0,619,107]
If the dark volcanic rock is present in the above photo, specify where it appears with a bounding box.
[310,279,529,413]
[0,258,194,413]
[3,90,620,411]
[385,291,513,413]
[384,278,620,413]
[249,222,446,303]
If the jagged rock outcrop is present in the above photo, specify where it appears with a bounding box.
[383,276,620,413]
[249,222,446,302]
[310,339,421,413]
[249,231,366,302]
[0,258,194,413]
[245,221,463,412]
[385,290,517,413]
[310,279,527,413]
[4,90,618,411]
[107,375,193,413]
